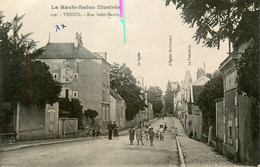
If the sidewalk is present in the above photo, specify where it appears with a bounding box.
[0,117,158,152]
[172,117,249,167]
[0,136,106,152]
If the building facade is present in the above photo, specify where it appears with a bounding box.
[217,41,259,165]
[110,89,126,129]
[37,33,110,130]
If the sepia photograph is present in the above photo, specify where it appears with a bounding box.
[0,0,259,166]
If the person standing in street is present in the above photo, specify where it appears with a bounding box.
[136,125,144,145]
[107,121,113,140]
[164,123,167,131]
[149,127,155,146]
[112,121,117,139]
[129,126,135,145]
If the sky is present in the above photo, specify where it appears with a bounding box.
[0,0,229,92]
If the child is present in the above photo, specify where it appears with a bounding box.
[129,126,135,145]
[159,125,164,141]
[114,127,119,140]
[144,125,149,140]
[174,127,178,137]
[149,127,155,146]
[171,127,175,138]
[136,126,144,145]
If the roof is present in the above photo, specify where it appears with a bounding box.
[110,89,123,101]
[38,43,101,59]
[192,75,210,86]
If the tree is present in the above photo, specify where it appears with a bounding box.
[84,109,98,119]
[197,71,223,136]
[59,98,84,129]
[165,0,258,48]
[147,86,163,115]
[164,81,174,114]
[165,0,259,103]
[110,63,146,120]
[0,12,61,108]
[237,41,259,103]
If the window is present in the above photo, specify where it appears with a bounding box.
[53,73,58,80]
[73,91,78,98]
[228,120,233,144]
[102,89,106,102]
[74,73,78,80]
[102,107,106,122]
[106,107,109,121]
[65,89,69,99]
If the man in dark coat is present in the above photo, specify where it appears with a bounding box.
[107,121,113,140]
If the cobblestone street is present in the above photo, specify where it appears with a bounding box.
[172,117,251,167]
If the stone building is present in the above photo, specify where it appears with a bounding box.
[37,33,110,130]
[110,89,126,129]
[217,41,259,165]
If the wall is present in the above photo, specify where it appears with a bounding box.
[216,100,224,154]
[238,96,260,165]
[110,95,116,122]
[45,103,59,138]
[192,105,202,140]
[17,104,45,141]
[58,118,78,137]
[224,89,236,159]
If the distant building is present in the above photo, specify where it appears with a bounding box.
[180,70,193,129]
[110,89,126,129]
[196,67,205,80]
[37,33,110,130]
[171,81,181,117]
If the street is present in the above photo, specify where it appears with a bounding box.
[0,118,179,167]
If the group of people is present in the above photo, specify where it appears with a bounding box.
[129,123,169,146]
[129,124,155,146]
[107,121,119,140]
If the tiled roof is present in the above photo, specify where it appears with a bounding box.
[110,88,123,101]
[38,43,100,59]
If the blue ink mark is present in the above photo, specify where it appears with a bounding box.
[56,25,60,32]
[56,24,67,32]
[61,24,66,29]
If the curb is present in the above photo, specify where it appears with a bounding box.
[0,136,105,152]
[176,136,186,167]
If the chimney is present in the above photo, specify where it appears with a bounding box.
[79,33,83,45]
[74,32,79,48]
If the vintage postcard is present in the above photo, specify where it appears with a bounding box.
[0,0,259,166]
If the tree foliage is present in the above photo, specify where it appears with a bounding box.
[0,12,61,108]
[237,40,259,103]
[84,109,98,119]
[164,81,174,114]
[110,63,146,120]
[165,0,259,48]
[165,0,259,104]
[197,71,223,135]
[147,86,163,115]
[59,98,84,129]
